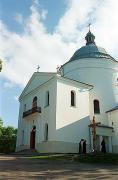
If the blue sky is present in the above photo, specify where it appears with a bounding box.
[0,0,66,127]
[0,0,118,127]
[0,0,66,33]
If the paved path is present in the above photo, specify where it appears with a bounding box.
[0,155,118,179]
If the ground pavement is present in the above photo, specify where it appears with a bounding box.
[0,155,118,179]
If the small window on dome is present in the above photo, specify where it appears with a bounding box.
[88,37,91,41]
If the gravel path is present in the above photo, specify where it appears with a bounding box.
[0,155,118,179]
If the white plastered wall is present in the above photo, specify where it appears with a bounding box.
[16,76,57,152]
[52,77,91,152]
[107,110,118,153]
[16,75,92,153]
[61,58,118,125]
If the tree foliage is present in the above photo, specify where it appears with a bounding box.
[0,117,3,137]
[0,117,3,127]
[0,119,17,153]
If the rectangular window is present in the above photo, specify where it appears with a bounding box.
[44,123,48,141]
[45,91,49,107]
[24,104,26,111]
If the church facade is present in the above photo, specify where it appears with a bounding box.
[16,30,118,153]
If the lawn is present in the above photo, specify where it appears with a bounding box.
[26,153,118,164]
[26,154,73,160]
[74,153,118,164]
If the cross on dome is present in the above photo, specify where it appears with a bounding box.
[88,23,91,32]
[37,65,40,72]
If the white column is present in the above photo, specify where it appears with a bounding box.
[108,136,112,153]
[99,136,103,152]
[89,128,93,152]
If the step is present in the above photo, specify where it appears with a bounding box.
[13,149,39,156]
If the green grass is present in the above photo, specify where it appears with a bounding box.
[26,154,73,160]
[26,153,118,164]
[74,153,118,164]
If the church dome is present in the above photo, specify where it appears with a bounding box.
[69,30,116,62]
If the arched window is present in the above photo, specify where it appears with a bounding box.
[32,96,37,108]
[89,37,91,42]
[94,99,100,114]
[45,91,49,107]
[71,91,76,106]
[44,123,48,141]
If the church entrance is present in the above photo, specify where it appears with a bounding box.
[30,126,36,149]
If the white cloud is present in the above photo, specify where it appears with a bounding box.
[3,82,14,88]
[15,13,23,24]
[0,0,118,87]
[41,10,48,20]
[93,0,118,56]
[56,0,100,41]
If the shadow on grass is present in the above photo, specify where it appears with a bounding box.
[74,153,118,164]
[26,153,118,165]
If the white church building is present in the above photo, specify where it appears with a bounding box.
[16,30,118,153]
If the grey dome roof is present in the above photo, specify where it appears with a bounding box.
[69,30,116,62]
[69,43,115,62]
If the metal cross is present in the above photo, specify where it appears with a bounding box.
[37,65,40,72]
[56,65,60,71]
[88,23,91,31]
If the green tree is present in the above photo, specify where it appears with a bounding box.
[0,119,17,153]
[0,117,3,137]
[0,117,3,127]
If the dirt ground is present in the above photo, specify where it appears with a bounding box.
[0,155,118,179]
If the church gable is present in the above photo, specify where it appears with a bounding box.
[19,72,56,100]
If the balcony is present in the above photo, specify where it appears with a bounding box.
[23,106,41,118]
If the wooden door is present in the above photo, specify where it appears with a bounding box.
[30,129,36,149]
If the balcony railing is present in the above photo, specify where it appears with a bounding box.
[23,106,41,118]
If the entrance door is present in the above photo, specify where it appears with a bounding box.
[30,127,36,149]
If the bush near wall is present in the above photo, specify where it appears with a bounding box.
[0,125,17,154]
[0,136,16,153]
